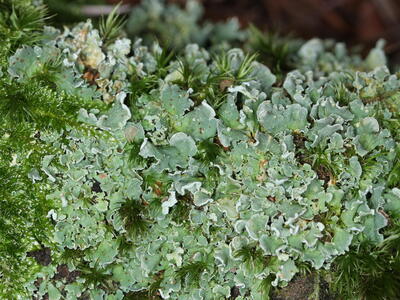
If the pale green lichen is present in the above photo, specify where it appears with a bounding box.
[2,0,400,299]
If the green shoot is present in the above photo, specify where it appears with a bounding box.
[0,1,50,51]
[79,264,113,289]
[176,260,209,286]
[234,244,266,273]
[236,53,258,82]
[248,25,300,79]
[99,4,126,47]
[118,199,148,238]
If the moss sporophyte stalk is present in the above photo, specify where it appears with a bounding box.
[1,0,400,299]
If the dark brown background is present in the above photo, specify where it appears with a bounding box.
[108,0,400,63]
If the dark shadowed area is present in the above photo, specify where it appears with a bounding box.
[105,0,400,63]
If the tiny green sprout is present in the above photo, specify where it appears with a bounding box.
[154,47,174,76]
[118,198,149,238]
[258,275,274,298]
[235,52,258,83]
[234,244,266,272]
[176,260,209,286]
[0,1,50,51]
[99,3,126,47]
[79,264,113,289]
[126,140,145,165]
[388,148,400,188]
[248,25,300,78]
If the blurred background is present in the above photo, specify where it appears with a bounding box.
[44,0,400,62]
